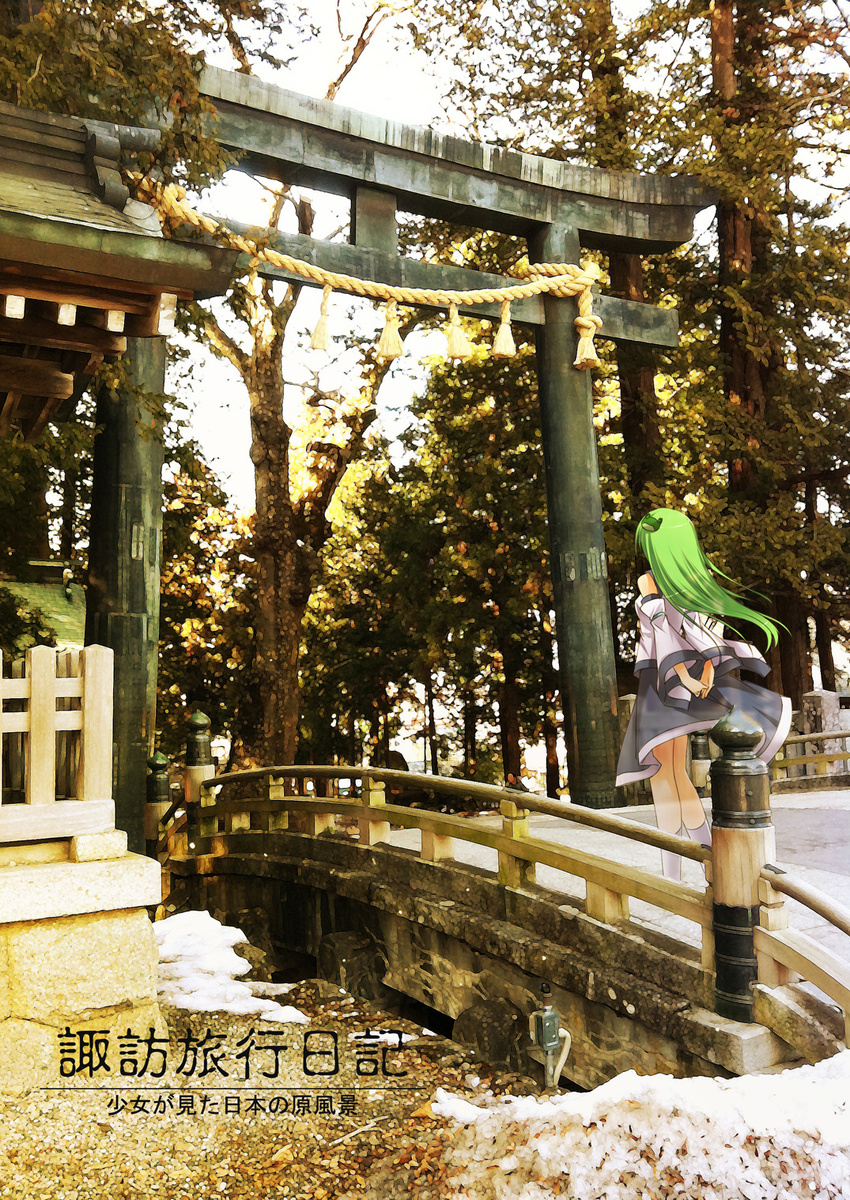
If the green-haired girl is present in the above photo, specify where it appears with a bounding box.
[616,508,791,880]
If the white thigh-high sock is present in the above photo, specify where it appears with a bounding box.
[685,819,712,849]
[661,850,681,881]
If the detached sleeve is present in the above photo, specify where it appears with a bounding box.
[639,596,698,698]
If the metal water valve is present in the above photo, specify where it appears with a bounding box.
[529,982,572,1088]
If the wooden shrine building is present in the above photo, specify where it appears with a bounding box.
[0,76,712,851]
[0,99,238,849]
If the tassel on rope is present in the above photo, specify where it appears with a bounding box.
[375,299,405,361]
[310,285,332,351]
[445,302,473,359]
[573,287,603,369]
[491,299,516,357]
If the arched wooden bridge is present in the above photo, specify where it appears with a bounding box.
[158,729,850,1091]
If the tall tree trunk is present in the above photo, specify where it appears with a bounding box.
[712,0,760,495]
[764,604,785,699]
[805,482,836,692]
[381,689,390,767]
[539,604,562,797]
[462,688,477,778]
[608,253,663,504]
[347,710,357,766]
[814,610,836,692]
[584,0,663,512]
[60,462,78,561]
[247,349,312,764]
[498,645,522,783]
[781,591,812,710]
[425,670,439,774]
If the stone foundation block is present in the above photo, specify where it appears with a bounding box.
[0,853,160,923]
[7,909,158,1024]
[70,831,128,862]
[0,1018,57,1095]
[0,934,8,1021]
[0,1002,168,1096]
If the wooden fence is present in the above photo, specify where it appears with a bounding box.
[0,644,114,843]
[770,730,850,781]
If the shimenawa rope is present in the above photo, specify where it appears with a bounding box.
[129,175,604,369]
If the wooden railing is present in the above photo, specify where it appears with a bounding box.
[0,644,114,842]
[160,765,715,971]
[755,864,850,1042]
[771,730,850,781]
[158,714,850,1034]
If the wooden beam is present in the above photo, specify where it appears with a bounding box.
[0,311,126,356]
[0,354,74,399]
[21,395,62,443]
[0,271,152,315]
[31,299,77,327]
[61,348,103,377]
[223,225,679,346]
[200,67,714,250]
[124,292,178,337]
[0,391,22,435]
[0,214,239,302]
[0,294,25,319]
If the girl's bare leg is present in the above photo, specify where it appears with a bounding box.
[673,736,710,837]
[650,739,683,879]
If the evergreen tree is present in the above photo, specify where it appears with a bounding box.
[409,0,850,707]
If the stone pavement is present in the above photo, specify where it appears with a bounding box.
[385,789,850,966]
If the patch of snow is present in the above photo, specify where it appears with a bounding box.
[431,1051,850,1198]
[154,911,308,1023]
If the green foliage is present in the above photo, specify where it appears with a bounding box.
[0,0,301,186]
[0,587,56,660]
[157,441,260,759]
[408,0,850,691]
[302,344,562,781]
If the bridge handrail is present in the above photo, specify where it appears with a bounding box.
[192,764,709,863]
[771,729,850,779]
[761,864,850,938]
[156,762,715,966]
[756,864,850,1042]
[782,731,850,747]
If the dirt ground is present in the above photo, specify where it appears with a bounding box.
[0,981,539,1200]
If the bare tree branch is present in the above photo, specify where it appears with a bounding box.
[325,6,391,101]
[186,301,248,375]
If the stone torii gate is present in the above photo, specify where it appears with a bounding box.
[0,71,711,839]
[183,67,712,809]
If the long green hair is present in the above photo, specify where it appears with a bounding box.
[635,508,782,649]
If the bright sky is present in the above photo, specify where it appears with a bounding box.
[176,3,453,508]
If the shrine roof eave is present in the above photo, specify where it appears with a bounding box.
[0,210,238,300]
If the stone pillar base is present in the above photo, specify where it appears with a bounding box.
[0,850,162,1095]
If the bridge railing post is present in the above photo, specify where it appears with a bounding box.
[498,798,536,888]
[360,774,390,846]
[304,804,335,836]
[263,774,289,832]
[146,751,170,859]
[184,711,215,849]
[710,709,782,1022]
[421,826,454,862]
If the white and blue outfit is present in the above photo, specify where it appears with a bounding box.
[616,591,791,786]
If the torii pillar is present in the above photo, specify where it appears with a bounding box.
[533,224,618,807]
[86,338,166,853]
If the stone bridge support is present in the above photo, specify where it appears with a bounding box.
[169,831,806,1089]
